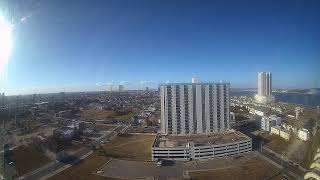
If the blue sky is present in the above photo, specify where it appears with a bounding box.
[1,0,320,95]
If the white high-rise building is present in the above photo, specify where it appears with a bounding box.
[118,85,124,91]
[160,82,230,134]
[258,72,272,96]
[192,77,199,83]
[255,72,275,104]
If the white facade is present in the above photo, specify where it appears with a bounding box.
[270,126,280,135]
[230,112,235,124]
[258,72,272,96]
[298,128,310,141]
[271,126,291,141]
[160,82,230,134]
[249,108,265,116]
[192,77,199,83]
[255,72,275,104]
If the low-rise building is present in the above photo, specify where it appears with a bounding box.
[270,126,280,135]
[297,128,310,141]
[282,123,298,134]
[83,128,94,136]
[279,129,291,141]
[56,110,72,118]
[53,120,84,140]
[261,115,282,132]
[230,112,235,124]
[287,114,295,118]
[270,126,291,141]
[53,128,74,141]
[248,106,271,116]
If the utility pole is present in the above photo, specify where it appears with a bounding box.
[281,152,286,169]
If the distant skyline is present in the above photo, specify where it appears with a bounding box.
[0,0,319,95]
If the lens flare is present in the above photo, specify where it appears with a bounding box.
[0,15,12,72]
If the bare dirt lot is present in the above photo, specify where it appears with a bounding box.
[102,134,155,161]
[96,152,286,180]
[190,156,283,180]
[12,145,52,175]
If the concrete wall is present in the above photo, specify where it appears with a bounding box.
[152,139,252,161]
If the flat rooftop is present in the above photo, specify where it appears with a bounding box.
[272,126,291,133]
[154,131,251,148]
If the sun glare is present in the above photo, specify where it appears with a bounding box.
[0,15,12,72]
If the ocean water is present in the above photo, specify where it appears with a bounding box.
[231,91,320,107]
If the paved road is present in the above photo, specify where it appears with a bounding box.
[20,146,90,180]
[19,125,125,180]
[234,120,306,180]
[259,149,305,179]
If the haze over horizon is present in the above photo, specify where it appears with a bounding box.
[0,0,319,95]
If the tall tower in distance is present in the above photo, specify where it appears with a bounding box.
[257,72,272,96]
[255,72,275,104]
[118,85,124,91]
[192,76,199,83]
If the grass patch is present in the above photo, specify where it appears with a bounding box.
[12,145,52,175]
[80,109,115,120]
[114,112,134,121]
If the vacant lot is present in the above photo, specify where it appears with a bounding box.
[80,108,135,121]
[102,134,155,161]
[114,112,135,121]
[190,156,283,180]
[12,145,52,175]
[49,153,118,180]
[80,109,115,120]
[258,133,289,154]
